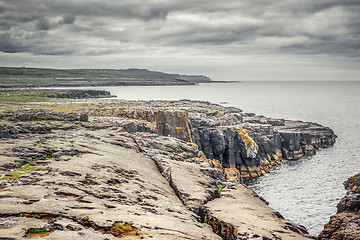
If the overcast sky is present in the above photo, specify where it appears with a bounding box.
[0,0,359,81]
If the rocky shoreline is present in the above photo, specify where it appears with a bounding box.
[0,99,341,239]
[0,89,116,101]
[318,173,360,239]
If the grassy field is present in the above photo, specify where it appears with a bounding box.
[0,88,113,103]
[0,67,211,87]
[0,89,53,102]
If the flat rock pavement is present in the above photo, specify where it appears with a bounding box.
[0,100,322,239]
[0,124,220,239]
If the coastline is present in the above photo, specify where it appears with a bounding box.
[0,67,215,89]
[318,173,360,239]
[0,80,235,89]
[0,97,338,239]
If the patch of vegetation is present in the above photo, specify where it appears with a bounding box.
[48,136,60,139]
[0,163,37,181]
[0,67,206,87]
[355,207,360,215]
[0,88,113,103]
[28,158,41,165]
[25,227,52,237]
[27,227,48,234]
[105,222,139,236]
[0,90,52,102]
[217,185,223,196]
[47,103,87,113]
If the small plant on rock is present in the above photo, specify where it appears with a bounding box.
[0,164,37,181]
[354,207,360,215]
[25,227,52,237]
[217,185,223,196]
[105,222,139,236]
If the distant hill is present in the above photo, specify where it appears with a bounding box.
[0,67,213,88]
[179,74,212,83]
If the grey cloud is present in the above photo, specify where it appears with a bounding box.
[0,0,359,58]
[60,15,76,25]
[36,18,52,31]
[40,1,170,21]
[0,19,12,30]
[0,33,29,53]
[0,4,9,14]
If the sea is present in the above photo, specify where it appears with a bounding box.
[72,81,360,235]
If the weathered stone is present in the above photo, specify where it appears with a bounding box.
[318,173,360,240]
[0,124,18,138]
[0,109,88,124]
[75,100,336,179]
[39,89,116,99]
[155,110,192,141]
[199,184,312,240]
[0,99,336,239]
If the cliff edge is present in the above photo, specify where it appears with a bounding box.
[318,173,360,239]
[0,99,336,239]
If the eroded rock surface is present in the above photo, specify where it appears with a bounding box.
[318,173,360,240]
[83,100,336,178]
[199,185,311,240]
[0,121,222,239]
[0,100,336,239]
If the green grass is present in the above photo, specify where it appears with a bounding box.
[25,227,52,237]
[0,90,52,102]
[0,164,37,181]
[0,67,200,87]
[28,158,41,164]
[217,185,223,196]
[27,228,48,234]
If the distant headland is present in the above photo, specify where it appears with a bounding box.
[0,67,216,88]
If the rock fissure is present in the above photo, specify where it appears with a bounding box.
[0,100,337,239]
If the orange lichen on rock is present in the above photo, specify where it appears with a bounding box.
[224,167,241,183]
[234,126,258,151]
[197,151,206,158]
[319,173,360,239]
[207,159,223,169]
[104,222,139,237]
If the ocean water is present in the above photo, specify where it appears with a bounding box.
[75,81,360,235]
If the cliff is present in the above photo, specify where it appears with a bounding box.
[318,173,360,239]
[84,100,336,180]
[0,99,336,239]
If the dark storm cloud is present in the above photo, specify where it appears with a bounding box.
[0,0,359,57]
[0,33,28,53]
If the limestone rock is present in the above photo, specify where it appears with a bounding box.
[199,184,312,240]
[318,173,360,240]
[77,100,336,179]
[0,100,336,239]
[0,122,222,239]
[1,109,88,123]
[38,89,116,99]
